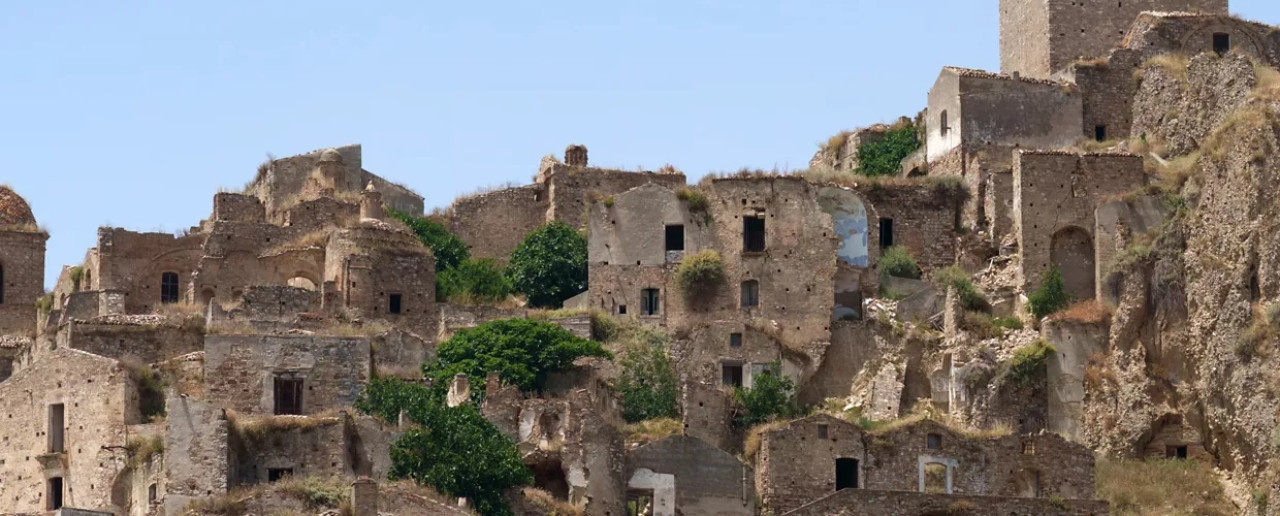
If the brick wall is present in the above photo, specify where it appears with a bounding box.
[864,184,959,274]
[204,335,371,416]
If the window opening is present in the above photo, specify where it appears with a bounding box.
[48,403,64,453]
[818,424,829,439]
[1167,445,1188,459]
[0,263,5,304]
[48,477,64,510]
[939,110,950,136]
[268,468,294,482]
[1095,125,1107,142]
[274,375,303,415]
[729,332,743,348]
[743,216,766,252]
[618,304,627,315]
[926,433,942,450]
[879,218,894,249]
[1022,440,1036,455]
[721,363,744,387]
[389,293,403,314]
[836,458,859,490]
[1213,33,1230,55]
[741,280,760,308]
[665,225,685,251]
[640,288,659,316]
[160,272,180,304]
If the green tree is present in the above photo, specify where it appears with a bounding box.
[732,364,799,427]
[1029,267,1070,319]
[356,378,530,516]
[616,335,680,423]
[438,257,510,304]
[857,123,921,177]
[425,318,611,398]
[505,221,587,308]
[389,208,469,272]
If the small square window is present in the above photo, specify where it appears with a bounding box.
[818,424,829,439]
[1094,125,1107,142]
[721,363,744,387]
[389,293,403,314]
[618,304,627,315]
[729,333,743,348]
[926,433,942,450]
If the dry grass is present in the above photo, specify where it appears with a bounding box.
[743,419,790,463]
[624,418,682,448]
[152,302,205,319]
[228,409,345,444]
[125,434,164,468]
[1143,54,1191,85]
[1049,300,1114,324]
[1252,61,1280,101]
[261,230,331,256]
[183,474,352,515]
[522,487,584,516]
[1202,103,1280,161]
[1096,457,1235,516]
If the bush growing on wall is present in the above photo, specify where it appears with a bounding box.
[616,330,680,423]
[858,123,921,177]
[1029,267,1070,319]
[506,221,588,308]
[675,250,725,299]
[933,266,987,310]
[438,258,510,304]
[880,246,922,280]
[733,364,799,428]
[356,377,530,516]
[388,208,468,272]
[1001,339,1057,387]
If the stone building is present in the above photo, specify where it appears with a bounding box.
[0,186,47,338]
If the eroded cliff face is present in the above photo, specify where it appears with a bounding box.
[1083,51,1280,510]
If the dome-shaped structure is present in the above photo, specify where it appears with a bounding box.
[318,148,344,163]
[0,185,36,229]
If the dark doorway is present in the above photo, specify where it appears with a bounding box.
[665,225,685,251]
[532,460,570,500]
[1213,33,1230,55]
[1095,125,1107,142]
[836,458,859,490]
[743,216,766,252]
[879,218,894,249]
[160,272,180,304]
[389,293,403,314]
[268,468,294,482]
[48,403,64,453]
[48,477,63,509]
[274,376,303,415]
[722,363,744,387]
[1167,445,1188,459]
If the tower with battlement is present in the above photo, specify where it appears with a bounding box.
[1000,0,1228,79]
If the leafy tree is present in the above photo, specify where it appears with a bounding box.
[732,364,799,427]
[616,333,680,423]
[356,378,530,516]
[389,208,469,272]
[505,221,587,308]
[857,123,921,177]
[1029,267,1070,319]
[438,257,511,304]
[425,318,611,398]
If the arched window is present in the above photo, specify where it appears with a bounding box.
[939,110,950,136]
[160,272,180,304]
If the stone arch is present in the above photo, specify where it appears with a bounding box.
[1181,19,1267,59]
[1050,226,1095,301]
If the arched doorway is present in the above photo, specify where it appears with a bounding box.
[1050,226,1095,301]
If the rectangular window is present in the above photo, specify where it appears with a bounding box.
[640,288,659,316]
[743,216,766,252]
[818,424,829,439]
[1094,125,1107,142]
[618,304,627,315]
[274,376,303,415]
[48,477,64,510]
[389,293,403,314]
[729,333,743,348]
[879,218,894,249]
[1022,441,1036,455]
[665,225,685,251]
[1167,445,1188,459]
[926,433,943,450]
[721,363,744,387]
[268,468,294,482]
[1213,32,1230,55]
[48,403,64,453]
[160,272,180,304]
[741,280,759,308]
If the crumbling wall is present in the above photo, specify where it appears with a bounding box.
[0,349,130,513]
[1125,12,1280,67]
[1132,53,1259,157]
[625,435,754,516]
[94,228,207,313]
[164,395,229,516]
[862,184,959,273]
[66,320,204,365]
[204,335,371,416]
[326,227,436,334]
[212,193,266,224]
[544,164,686,232]
[0,229,47,335]
[587,183,712,268]
[756,415,867,514]
[448,185,547,263]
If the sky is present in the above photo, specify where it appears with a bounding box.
[2,1,1278,289]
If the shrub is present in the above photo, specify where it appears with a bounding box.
[388,208,469,272]
[69,265,85,290]
[357,377,531,516]
[1001,339,1056,387]
[933,266,987,310]
[675,187,709,212]
[857,123,921,177]
[991,316,1024,331]
[675,250,725,298]
[1029,267,1071,319]
[960,311,1002,339]
[438,258,510,304]
[506,221,588,308]
[880,246,922,280]
[616,334,680,423]
[425,318,611,400]
[733,365,799,428]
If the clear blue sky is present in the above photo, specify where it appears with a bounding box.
[2,1,1277,289]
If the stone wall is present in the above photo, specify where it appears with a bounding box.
[94,228,207,313]
[625,435,754,516]
[863,184,959,273]
[1132,53,1259,157]
[999,0,1227,79]
[0,349,130,513]
[228,412,392,486]
[0,229,47,335]
[164,395,229,516]
[66,321,204,365]
[326,227,437,335]
[756,415,867,514]
[447,185,547,263]
[545,164,686,232]
[204,335,371,416]
[784,489,1110,516]
[1013,152,1146,295]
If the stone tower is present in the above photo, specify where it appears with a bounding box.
[565,144,588,167]
[360,182,384,221]
[999,0,1228,78]
[0,185,47,336]
[316,148,345,191]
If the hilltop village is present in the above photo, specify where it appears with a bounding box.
[4,0,1280,515]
